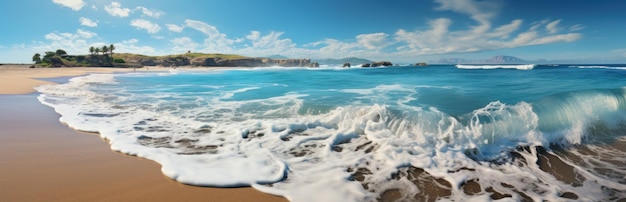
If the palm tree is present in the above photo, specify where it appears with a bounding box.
[94,47,100,55]
[109,44,115,56]
[89,46,95,56]
[102,46,109,57]
[109,44,115,63]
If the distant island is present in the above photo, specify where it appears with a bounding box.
[31,47,319,68]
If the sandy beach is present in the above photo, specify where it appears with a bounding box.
[0,65,285,202]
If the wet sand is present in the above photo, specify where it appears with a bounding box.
[0,65,285,201]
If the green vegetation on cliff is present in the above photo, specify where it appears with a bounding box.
[31,48,249,68]
[31,48,316,68]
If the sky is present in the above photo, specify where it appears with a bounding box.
[1,0,625,64]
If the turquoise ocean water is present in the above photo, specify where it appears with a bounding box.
[37,64,626,201]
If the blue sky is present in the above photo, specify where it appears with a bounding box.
[1,0,625,63]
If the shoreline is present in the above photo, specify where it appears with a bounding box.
[0,65,286,201]
[0,64,242,95]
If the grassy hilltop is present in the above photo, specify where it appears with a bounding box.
[31,47,317,68]
[32,48,251,68]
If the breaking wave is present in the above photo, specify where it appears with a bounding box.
[456,64,536,70]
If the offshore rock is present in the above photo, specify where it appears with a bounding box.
[309,62,320,68]
[371,61,393,67]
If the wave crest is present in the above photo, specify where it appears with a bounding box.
[456,64,536,70]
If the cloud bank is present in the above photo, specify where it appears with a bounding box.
[30,0,585,63]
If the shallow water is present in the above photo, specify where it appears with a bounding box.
[37,64,626,201]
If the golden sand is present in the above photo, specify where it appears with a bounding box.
[0,65,286,201]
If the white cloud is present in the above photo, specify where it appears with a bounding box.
[105,2,131,17]
[395,18,453,51]
[76,29,97,38]
[391,0,582,55]
[52,0,85,11]
[570,24,584,32]
[435,0,499,26]
[248,31,294,50]
[130,19,161,34]
[171,37,199,52]
[115,39,157,55]
[185,19,221,36]
[489,19,523,39]
[136,7,164,18]
[184,19,239,53]
[527,33,581,45]
[79,17,98,27]
[315,39,361,58]
[546,20,561,34]
[246,31,261,41]
[166,24,184,32]
[356,33,389,50]
[39,29,98,55]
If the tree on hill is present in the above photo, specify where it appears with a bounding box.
[102,46,109,57]
[42,51,56,63]
[55,49,67,56]
[109,44,115,56]
[108,44,116,64]
[32,53,41,64]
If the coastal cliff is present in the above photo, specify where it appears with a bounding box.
[39,52,319,68]
[189,57,318,67]
[119,53,319,68]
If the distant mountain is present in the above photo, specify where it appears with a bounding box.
[315,57,373,65]
[436,55,527,64]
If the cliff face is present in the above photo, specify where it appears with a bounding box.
[127,57,318,67]
[187,57,318,67]
[47,53,319,68]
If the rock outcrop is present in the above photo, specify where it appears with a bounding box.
[49,57,64,67]
[362,63,371,67]
[371,61,393,67]
[342,62,351,68]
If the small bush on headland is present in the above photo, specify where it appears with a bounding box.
[113,58,126,63]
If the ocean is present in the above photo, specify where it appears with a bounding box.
[36,64,626,201]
